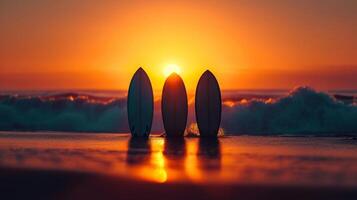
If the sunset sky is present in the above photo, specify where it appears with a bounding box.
[0,0,356,91]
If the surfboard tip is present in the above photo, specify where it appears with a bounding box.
[167,72,182,80]
[137,67,144,72]
[170,72,179,76]
[202,70,215,78]
[135,67,149,77]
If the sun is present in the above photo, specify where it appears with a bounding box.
[163,64,181,77]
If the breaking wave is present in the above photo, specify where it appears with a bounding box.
[1,87,357,135]
[221,87,357,135]
[0,93,128,132]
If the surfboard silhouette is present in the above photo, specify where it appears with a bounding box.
[127,67,154,137]
[195,70,222,137]
[161,73,188,137]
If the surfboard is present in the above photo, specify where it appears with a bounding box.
[161,73,188,137]
[195,70,222,137]
[127,67,154,137]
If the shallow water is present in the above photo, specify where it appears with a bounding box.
[0,132,357,187]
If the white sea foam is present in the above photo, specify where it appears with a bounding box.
[0,87,356,135]
[221,87,357,135]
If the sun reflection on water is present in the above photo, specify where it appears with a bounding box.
[150,139,167,183]
[2,133,357,186]
[185,139,202,181]
[125,137,222,183]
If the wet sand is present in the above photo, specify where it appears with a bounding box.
[2,167,357,200]
[0,132,357,199]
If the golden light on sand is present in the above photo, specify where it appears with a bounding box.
[185,140,201,181]
[127,138,167,183]
[163,64,181,77]
[150,139,167,183]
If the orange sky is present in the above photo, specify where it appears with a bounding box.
[0,0,357,91]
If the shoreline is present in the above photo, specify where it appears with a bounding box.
[1,131,357,138]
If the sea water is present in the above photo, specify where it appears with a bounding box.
[0,132,356,187]
[1,87,357,134]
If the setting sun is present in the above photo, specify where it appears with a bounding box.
[163,64,181,78]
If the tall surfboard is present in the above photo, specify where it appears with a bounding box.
[195,70,222,137]
[127,67,154,137]
[161,73,188,137]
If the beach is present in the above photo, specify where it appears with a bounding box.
[1,132,357,199]
[1,1,357,199]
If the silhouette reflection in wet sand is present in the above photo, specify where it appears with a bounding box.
[126,137,151,165]
[164,137,186,156]
[126,137,167,182]
[1,133,357,200]
[198,138,221,170]
[125,136,222,182]
[164,137,186,170]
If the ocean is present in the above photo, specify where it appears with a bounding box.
[1,86,357,135]
[1,88,357,199]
